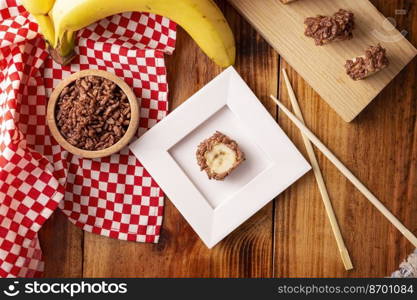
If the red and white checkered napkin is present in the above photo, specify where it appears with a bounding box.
[0,0,176,277]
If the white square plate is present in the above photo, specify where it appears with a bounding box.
[130,67,311,248]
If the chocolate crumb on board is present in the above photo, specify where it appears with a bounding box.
[196,131,245,180]
[55,76,131,151]
[345,44,389,80]
[304,9,355,46]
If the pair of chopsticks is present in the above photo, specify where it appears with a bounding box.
[272,69,417,271]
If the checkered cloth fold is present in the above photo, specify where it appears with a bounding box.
[0,0,176,277]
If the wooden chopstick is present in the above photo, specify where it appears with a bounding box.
[282,69,353,271]
[270,94,417,249]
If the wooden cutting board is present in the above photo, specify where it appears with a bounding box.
[228,0,417,122]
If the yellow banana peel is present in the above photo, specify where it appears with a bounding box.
[21,0,55,15]
[31,14,55,46]
[23,0,236,67]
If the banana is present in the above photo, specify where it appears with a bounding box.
[48,0,235,67]
[31,14,55,46]
[205,144,238,175]
[21,0,55,15]
[22,1,56,51]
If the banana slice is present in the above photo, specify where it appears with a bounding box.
[196,131,245,180]
[205,144,237,175]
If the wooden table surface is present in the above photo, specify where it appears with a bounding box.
[39,0,417,278]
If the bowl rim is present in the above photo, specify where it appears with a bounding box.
[47,69,139,159]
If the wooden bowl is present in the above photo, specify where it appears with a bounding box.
[47,70,139,158]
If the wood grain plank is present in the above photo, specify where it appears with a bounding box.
[81,1,279,278]
[273,0,417,277]
[228,0,417,122]
[39,211,83,277]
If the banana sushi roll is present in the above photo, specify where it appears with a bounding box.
[345,44,389,80]
[196,131,245,180]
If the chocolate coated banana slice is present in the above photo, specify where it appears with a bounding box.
[196,131,245,180]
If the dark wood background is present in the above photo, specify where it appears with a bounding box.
[39,0,417,277]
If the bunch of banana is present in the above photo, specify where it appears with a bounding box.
[21,0,235,67]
